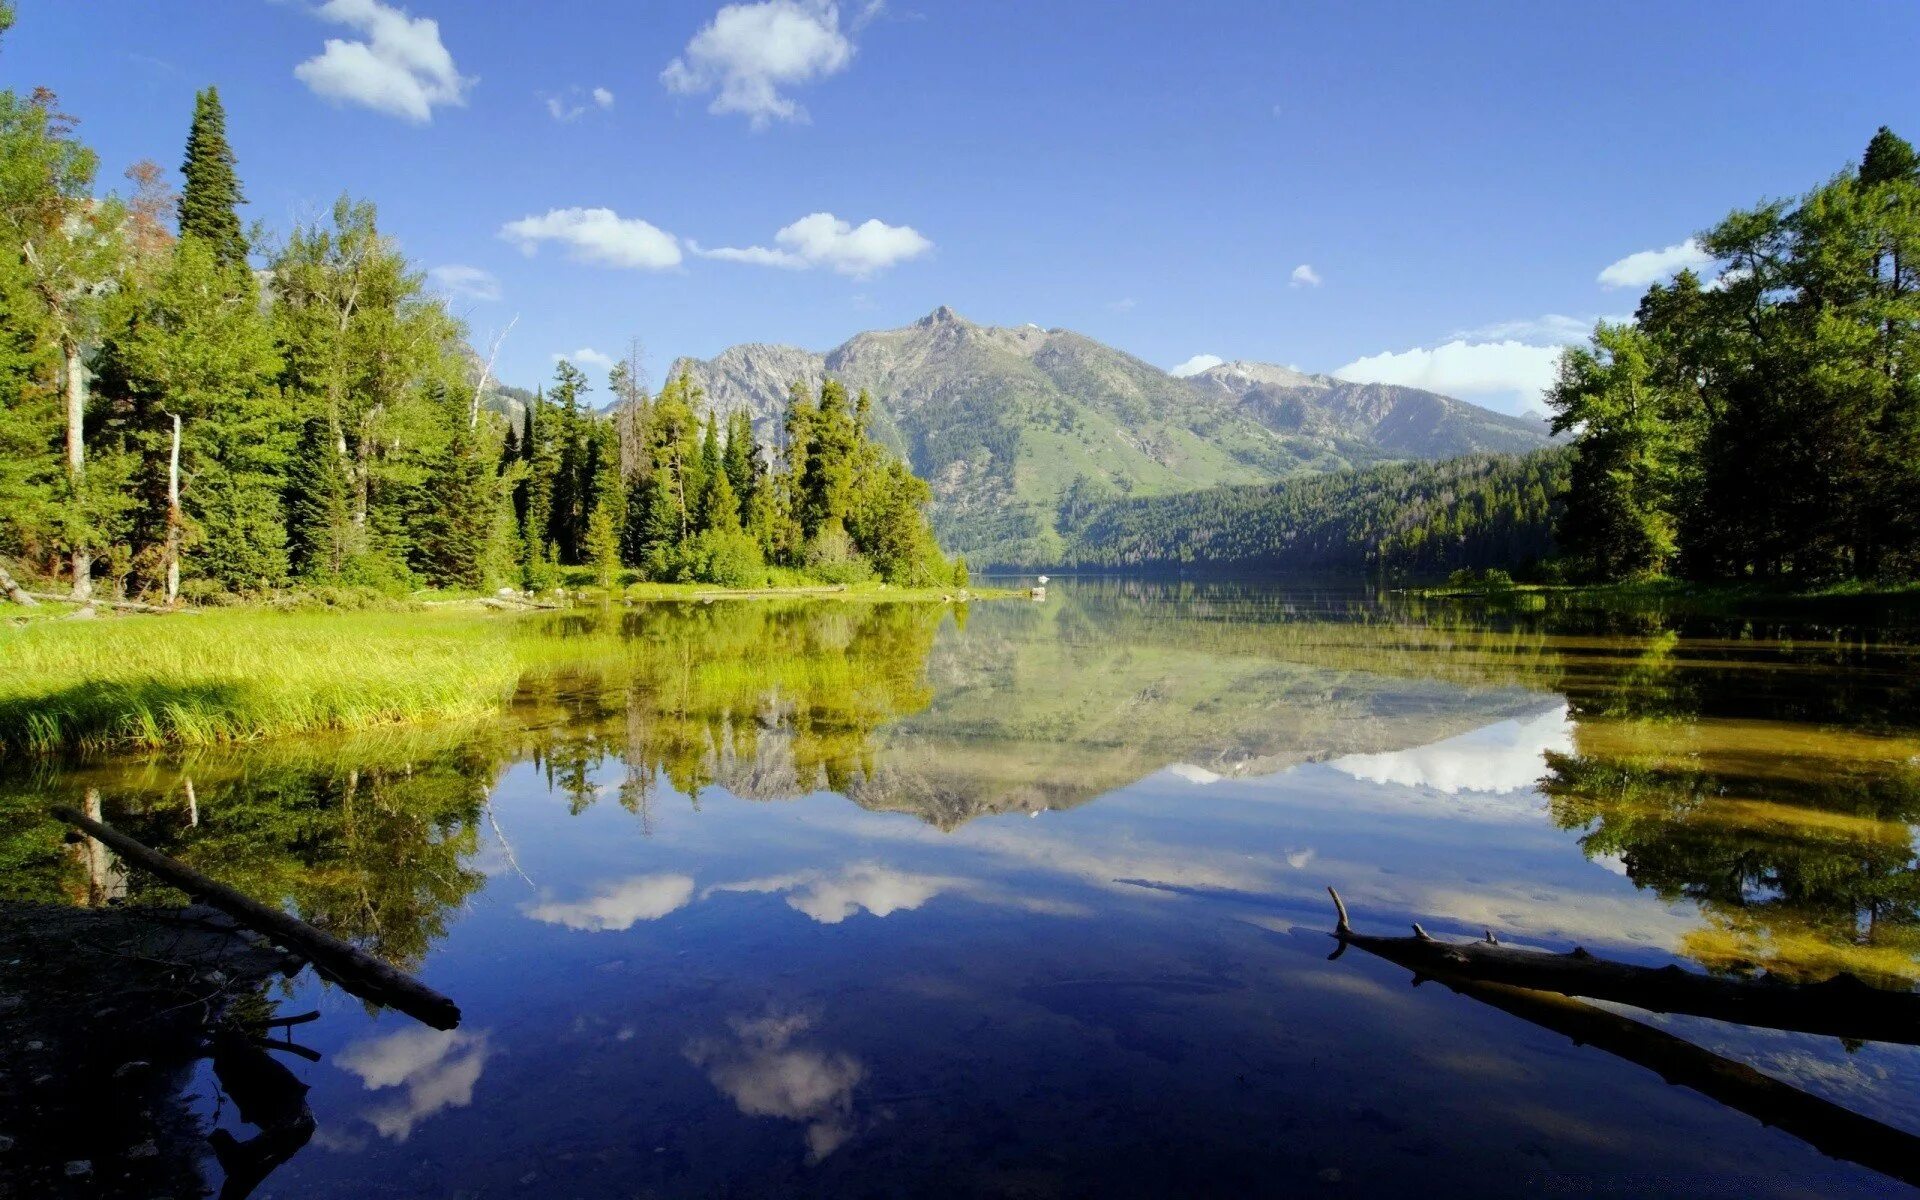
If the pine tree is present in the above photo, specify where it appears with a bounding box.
[178,87,247,271]
[285,416,353,577]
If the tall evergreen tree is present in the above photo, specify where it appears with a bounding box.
[177,87,247,271]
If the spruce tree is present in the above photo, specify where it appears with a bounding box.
[178,87,247,271]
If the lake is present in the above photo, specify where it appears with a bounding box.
[6,580,1920,1198]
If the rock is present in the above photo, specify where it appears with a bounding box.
[113,1060,152,1079]
[1317,1167,1343,1184]
[128,1140,158,1159]
[65,1160,92,1176]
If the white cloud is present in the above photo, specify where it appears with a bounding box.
[336,1027,492,1142]
[1289,263,1322,288]
[544,84,615,122]
[293,0,472,124]
[1597,238,1714,289]
[499,207,683,270]
[1168,353,1225,378]
[524,873,695,930]
[554,347,615,371]
[426,263,500,302]
[662,0,854,128]
[1108,297,1137,312]
[1456,314,1602,344]
[1335,339,1565,410]
[695,212,930,277]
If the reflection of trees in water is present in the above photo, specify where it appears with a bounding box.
[1538,625,1920,986]
[0,731,503,973]
[515,602,945,819]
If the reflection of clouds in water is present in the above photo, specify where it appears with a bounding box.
[523,873,695,930]
[1420,884,1695,952]
[334,1027,493,1143]
[709,862,1086,923]
[1328,704,1572,795]
[685,1013,865,1161]
[1165,763,1223,785]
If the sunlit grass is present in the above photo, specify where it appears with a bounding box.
[0,610,526,754]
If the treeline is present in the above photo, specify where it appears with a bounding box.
[513,367,961,591]
[1028,451,1566,577]
[0,29,954,602]
[1551,127,1920,583]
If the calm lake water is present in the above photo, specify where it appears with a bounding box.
[7,580,1920,1197]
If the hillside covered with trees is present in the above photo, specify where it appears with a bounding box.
[1022,450,1565,578]
[0,37,957,605]
[1550,127,1920,584]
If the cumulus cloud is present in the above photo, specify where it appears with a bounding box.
[1335,339,1566,411]
[685,1013,865,1161]
[336,1027,492,1142]
[553,347,614,371]
[1597,238,1714,289]
[499,207,683,270]
[293,0,472,124]
[1168,353,1225,378]
[695,212,930,277]
[661,0,854,128]
[592,86,614,108]
[524,873,696,931]
[1289,263,1322,288]
[427,263,500,302]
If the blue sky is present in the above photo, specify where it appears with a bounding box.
[7,0,1917,414]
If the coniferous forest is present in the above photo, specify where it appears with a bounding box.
[0,52,958,605]
[1031,451,1566,578]
[1549,127,1920,584]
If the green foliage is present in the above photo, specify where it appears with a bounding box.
[1032,450,1567,578]
[177,87,247,271]
[1555,127,1920,584]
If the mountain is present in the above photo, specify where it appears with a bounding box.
[660,306,1555,563]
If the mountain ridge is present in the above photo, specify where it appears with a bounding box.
[646,307,1554,562]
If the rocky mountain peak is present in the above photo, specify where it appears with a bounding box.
[916,305,968,328]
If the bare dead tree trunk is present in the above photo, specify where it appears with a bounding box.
[65,340,91,604]
[470,314,519,430]
[165,412,182,605]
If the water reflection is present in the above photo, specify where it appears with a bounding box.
[684,1013,867,1162]
[4,583,1920,1196]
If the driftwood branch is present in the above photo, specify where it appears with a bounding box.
[1325,887,1920,1046]
[54,805,460,1030]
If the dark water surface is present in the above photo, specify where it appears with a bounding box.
[8,581,1920,1197]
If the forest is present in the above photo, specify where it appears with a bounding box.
[1549,127,1920,584]
[1030,451,1566,578]
[0,47,958,606]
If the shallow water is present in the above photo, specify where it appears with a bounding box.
[7,581,1920,1197]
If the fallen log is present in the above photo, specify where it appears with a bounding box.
[54,805,460,1030]
[1421,972,1920,1188]
[0,562,37,606]
[1325,888,1920,1045]
[25,590,180,613]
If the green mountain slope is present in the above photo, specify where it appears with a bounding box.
[661,307,1556,562]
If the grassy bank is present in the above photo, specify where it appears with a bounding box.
[1405,576,1920,612]
[0,584,1010,755]
[0,610,525,755]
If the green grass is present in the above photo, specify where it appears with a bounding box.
[0,609,525,755]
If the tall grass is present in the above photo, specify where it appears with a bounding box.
[0,610,525,755]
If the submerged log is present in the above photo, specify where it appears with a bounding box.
[54,805,460,1030]
[1428,973,1920,1188]
[1326,887,1920,1046]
